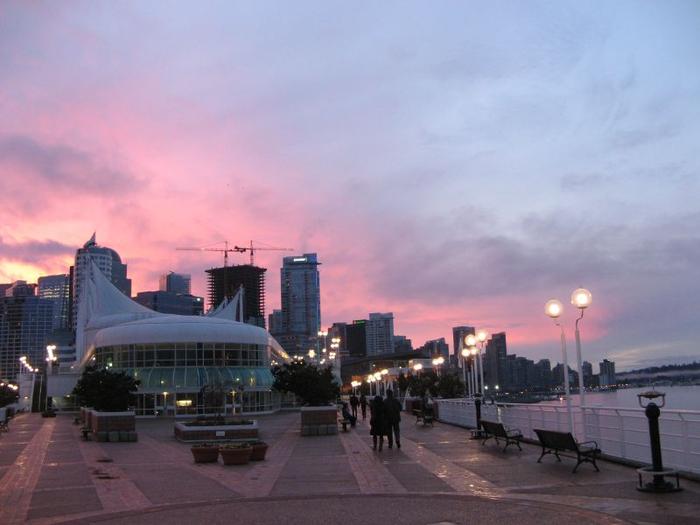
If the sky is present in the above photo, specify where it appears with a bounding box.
[1,1,699,371]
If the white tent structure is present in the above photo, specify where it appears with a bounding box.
[57,259,289,416]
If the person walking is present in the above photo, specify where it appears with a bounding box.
[384,389,402,449]
[359,393,368,421]
[369,395,388,451]
[349,393,359,419]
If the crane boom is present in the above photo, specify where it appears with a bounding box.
[176,240,294,266]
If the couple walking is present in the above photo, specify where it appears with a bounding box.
[369,389,402,451]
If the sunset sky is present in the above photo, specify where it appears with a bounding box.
[1,1,699,370]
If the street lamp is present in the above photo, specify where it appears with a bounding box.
[475,330,489,396]
[571,288,592,409]
[545,298,575,434]
[461,347,470,398]
[464,334,477,396]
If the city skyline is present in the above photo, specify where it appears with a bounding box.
[1,2,699,370]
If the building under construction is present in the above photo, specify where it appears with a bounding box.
[206,265,266,328]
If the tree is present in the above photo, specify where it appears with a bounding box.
[72,366,140,412]
[0,384,18,408]
[436,373,464,398]
[397,372,409,396]
[407,370,438,398]
[272,361,339,406]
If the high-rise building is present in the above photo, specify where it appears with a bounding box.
[38,274,70,329]
[417,338,449,361]
[276,254,321,355]
[268,309,284,335]
[0,282,54,381]
[582,360,593,387]
[328,322,348,357]
[452,325,475,356]
[159,272,191,295]
[365,312,395,356]
[70,234,131,329]
[599,359,616,387]
[535,359,552,388]
[134,291,204,316]
[484,332,507,388]
[345,320,367,358]
[393,334,413,354]
[206,265,266,327]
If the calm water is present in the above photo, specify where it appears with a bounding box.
[541,385,700,411]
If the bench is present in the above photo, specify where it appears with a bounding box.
[480,420,522,451]
[534,428,600,473]
[413,409,434,426]
[81,427,91,441]
[338,418,351,432]
[0,420,8,433]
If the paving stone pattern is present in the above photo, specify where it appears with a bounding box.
[0,411,698,524]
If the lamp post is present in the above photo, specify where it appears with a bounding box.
[571,288,592,409]
[545,299,575,434]
[45,345,57,412]
[476,330,489,396]
[465,334,477,397]
[461,347,470,398]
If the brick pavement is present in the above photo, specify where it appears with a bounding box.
[0,412,698,524]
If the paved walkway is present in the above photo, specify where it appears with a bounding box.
[0,412,698,524]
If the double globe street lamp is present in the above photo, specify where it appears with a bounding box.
[545,288,592,436]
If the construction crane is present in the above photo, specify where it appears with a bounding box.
[233,240,294,266]
[176,241,293,267]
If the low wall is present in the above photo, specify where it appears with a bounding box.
[300,406,338,436]
[174,421,259,442]
[83,408,137,442]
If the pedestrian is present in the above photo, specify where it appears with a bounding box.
[359,393,368,420]
[341,402,357,427]
[383,389,402,449]
[369,395,388,451]
[349,393,359,419]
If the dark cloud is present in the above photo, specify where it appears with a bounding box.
[0,236,74,261]
[0,135,137,193]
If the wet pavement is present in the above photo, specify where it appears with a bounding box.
[0,412,698,524]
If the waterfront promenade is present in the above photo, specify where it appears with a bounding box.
[1,412,698,524]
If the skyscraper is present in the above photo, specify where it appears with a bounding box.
[599,359,616,387]
[275,254,320,355]
[206,265,266,327]
[70,234,131,329]
[38,274,70,329]
[134,291,204,316]
[159,272,191,295]
[484,332,507,388]
[0,282,54,381]
[452,325,475,357]
[365,312,395,356]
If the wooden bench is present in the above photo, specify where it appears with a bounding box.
[81,427,91,441]
[412,409,434,426]
[534,428,600,473]
[480,420,522,451]
[338,418,351,432]
[0,419,8,433]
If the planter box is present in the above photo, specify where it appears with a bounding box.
[300,406,338,436]
[86,410,137,442]
[220,446,252,465]
[174,420,259,442]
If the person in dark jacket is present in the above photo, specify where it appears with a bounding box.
[369,395,388,451]
[383,389,402,449]
[341,402,357,427]
[359,394,368,420]
[349,394,359,418]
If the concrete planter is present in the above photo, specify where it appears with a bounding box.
[300,405,338,436]
[85,409,137,442]
[174,420,259,442]
[191,445,220,463]
[220,445,252,465]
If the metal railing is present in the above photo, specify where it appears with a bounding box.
[435,398,700,475]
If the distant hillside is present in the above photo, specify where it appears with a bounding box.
[618,362,700,381]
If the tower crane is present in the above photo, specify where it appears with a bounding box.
[176,241,294,267]
[233,240,294,266]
